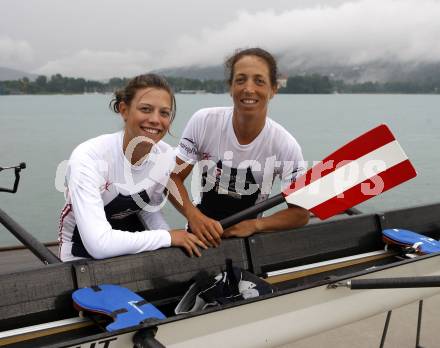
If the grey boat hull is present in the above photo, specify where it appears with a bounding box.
[1,202,440,347]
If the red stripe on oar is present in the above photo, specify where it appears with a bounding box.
[310,159,416,219]
[320,124,396,165]
[283,124,396,197]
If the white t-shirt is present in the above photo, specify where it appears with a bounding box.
[176,106,304,220]
[59,131,175,261]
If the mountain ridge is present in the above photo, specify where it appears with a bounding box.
[3,61,440,84]
[156,61,440,84]
[0,67,38,81]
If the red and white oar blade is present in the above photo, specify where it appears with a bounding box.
[283,124,417,220]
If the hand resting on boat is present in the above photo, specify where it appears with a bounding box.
[223,204,309,238]
[223,219,260,238]
[186,207,223,248]
[169,159,223,248]
[170,229,208,257]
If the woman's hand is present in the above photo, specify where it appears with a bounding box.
[187,208,223,247]
[170,229,208,257]
[223,219,260,238]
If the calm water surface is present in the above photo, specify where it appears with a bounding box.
[1,94,439,245]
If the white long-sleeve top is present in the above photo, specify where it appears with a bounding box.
[59,131,175,261]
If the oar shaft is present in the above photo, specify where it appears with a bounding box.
[219,194,285,229]
[344,276,440,289]
[0,208,60,264]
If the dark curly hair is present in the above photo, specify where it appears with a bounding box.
[225,47,278,88]
[109,73,176,124]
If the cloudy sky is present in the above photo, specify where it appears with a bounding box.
[1,0,440,79]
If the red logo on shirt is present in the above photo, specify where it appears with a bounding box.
[100,181,112,192]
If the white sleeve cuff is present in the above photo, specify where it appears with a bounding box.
[153,229,172,248]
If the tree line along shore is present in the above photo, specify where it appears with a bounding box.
[1,73,439,95]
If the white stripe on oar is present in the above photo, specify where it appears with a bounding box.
[219,124,416,227]
[286,140,408,209]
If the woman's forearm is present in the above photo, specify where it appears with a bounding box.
[256,205,309,232]
[168,173,197,218]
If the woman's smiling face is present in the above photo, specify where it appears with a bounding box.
[120,87,172,146]
[230,55,277,119]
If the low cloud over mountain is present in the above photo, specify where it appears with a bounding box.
[0,67,37,81]
[2,0,440,81]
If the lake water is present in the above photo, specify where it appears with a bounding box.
[1,94,439,246]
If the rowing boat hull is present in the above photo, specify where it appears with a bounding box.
[3,252,438,347]
[160,256,440,347]
[2,203,440,347]
[52,252,440,348]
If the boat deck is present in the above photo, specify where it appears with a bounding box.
[0,246,58,274]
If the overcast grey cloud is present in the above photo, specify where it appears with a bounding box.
[1,0,439,79]
[0,37,34,67]
[159,0,440,68]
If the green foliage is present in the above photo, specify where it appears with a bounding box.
[1,73,439,95]
[279,74,333,94]
[278,74,440,94]
[166,77,227,93]
[0,74,227,95]
[0,74,107,95]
